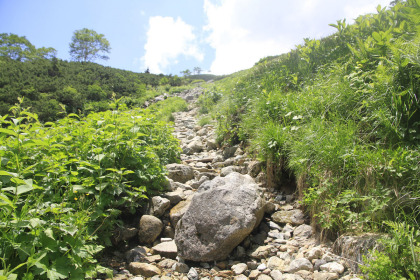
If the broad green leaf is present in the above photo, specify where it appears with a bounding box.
[372,32,381,42]
[0,193,15,209]
[0,128,17,137]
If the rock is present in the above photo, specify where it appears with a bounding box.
[267,256,286,271]
[268,221,282,231]
[113,227,139,244]
[231,263,248,275]
[170,197,192,228]
[166,164,195,183]
[257,275,273,280]
[248,161,263,177]
[272,210,305,226]
[149,196,171,217]
[294,224,313,239]
[257,263,267,271]
[250,245,274,259]
[138,215,163,244]
[128,262,161,277]
[186,139,204,154]
[270,270,283,280]
[220,166,243,177]
[233,245,246,258]
[157,258,176,269]
[234,275,248,280]
[175,172,265,262]
[187,267,199,280]
[332,234,382,273]
[319,262,344,274]
[173,262,189,273]
[281,274,304,280]
[288,258,313,273]
[151,241,177,259]
[164,189,185,205]
[313,259,327,271]
[249,270,261,279]
[190,175,209,189]
[306,247,323,261]
[313,271,339,280]
[223,145,238,159]
[125,246,148,263]
[207,138,218,150]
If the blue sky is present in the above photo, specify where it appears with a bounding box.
[0,0,391,75]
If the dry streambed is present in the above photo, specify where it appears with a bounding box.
[104,88,368,280]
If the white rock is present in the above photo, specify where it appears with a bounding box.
[288,258,313,273]
[187,267,199,280]
[269,270,283,280]
[257,263,267,271]
[320,262,345,274]
[231,263,248,275]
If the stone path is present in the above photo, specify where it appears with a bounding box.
[104,88,363,280]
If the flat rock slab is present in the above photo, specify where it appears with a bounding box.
[271,209,305,226]
[151,241,177,259]
[175,172,266,262]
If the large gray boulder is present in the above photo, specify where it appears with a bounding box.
[174,172,265,262]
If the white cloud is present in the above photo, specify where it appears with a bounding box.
[203,0,390,75]
[142,16,204,73]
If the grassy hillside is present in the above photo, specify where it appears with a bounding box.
[199,0,419,277]
[0,57,189,121]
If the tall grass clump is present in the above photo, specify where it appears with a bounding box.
[0,97,180,279]
[200,0,420,277]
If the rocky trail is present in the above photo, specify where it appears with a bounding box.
[103,88,364,280]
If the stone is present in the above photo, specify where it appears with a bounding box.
[138,215,163,244]
[113,227,138,244]
[223,145,238,159]
[190,175,209,189]
[234,275,248,280]
[272,210,305,226]
[249,270,261,279]
[169,197,192,228]
[173,262,189,273]
[268,221,282,231]
[257,275,273,280]
[166,164,195,183]
[164,189,185,205]
[288,258,313,273]
[207,138,218,150]
[257,263,267,271]
[313,271,339,280]
[270,270,283,280]
[294,224,313,239]
[231,263,248,275]
[332,234,382,273]
[281,274,304,280]
[220,166,243,177]
[151,241,177,259]
[267,256,286,271]
[187,267,199,280]
[149,196,171,217]
[175,172,265,262]
[128,262,161,277]
[319,262,344,274]
[248,161,263,178]
[125,246,148,262]
[250,245,274,259]
[157,258,176,269]
[186,139,204,154]
[313,259,327,271]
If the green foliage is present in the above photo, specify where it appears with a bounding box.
[0,57,169,121]
[69,28,111,62]
[147,97,188,123]
[203,0,420,241]
[0,98,180,279]
[361,220,420,279]
[0,33,56,61]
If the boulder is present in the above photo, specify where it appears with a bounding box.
[220,166,243,177]
[166,164,195,183]
[175,172,266,262]
[138,215,163,244]
[294,224,313,239]
[320,262,344,274]
[288,258,313,273]
[271,209,305,225]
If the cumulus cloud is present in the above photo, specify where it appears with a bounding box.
[203,0,390,75]
[142,16,204,73]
